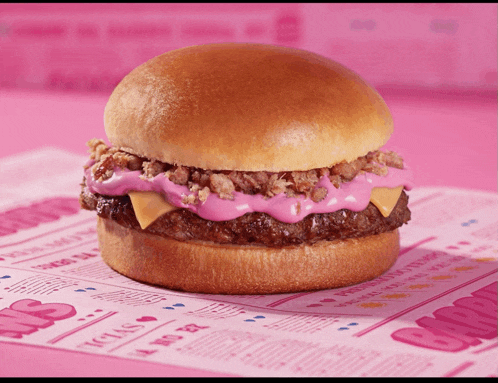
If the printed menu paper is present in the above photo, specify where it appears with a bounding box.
[1,148,496,377]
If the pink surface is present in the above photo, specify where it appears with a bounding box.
[0,3,496,377]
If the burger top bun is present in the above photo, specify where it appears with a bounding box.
[104,43,393,172]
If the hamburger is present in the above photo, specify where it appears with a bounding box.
[79,43,413,294]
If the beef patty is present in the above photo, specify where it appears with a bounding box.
[80,185,411,248]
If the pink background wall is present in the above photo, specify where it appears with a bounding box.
[1,3,496,94]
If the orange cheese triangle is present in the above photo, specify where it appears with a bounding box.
[369,186,403,218]
[129,191,179,230]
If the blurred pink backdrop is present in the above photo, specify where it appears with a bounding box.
[1,3,496,93]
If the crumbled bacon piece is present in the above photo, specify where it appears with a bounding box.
[366,150,404,169]
[143,160,166,179]
[311,187,328,203]
[331,157,368,182]
[328,174,341,189]
[363,162,389,177]
[87,138,109,161]
[191,170,210,188]
[167,166,190,185]
[291,170,319,194]
[209,173,235,200]
[198,186,211,203]
[181,194,197,205]
[91,154,115,181]
[267,174,292,197]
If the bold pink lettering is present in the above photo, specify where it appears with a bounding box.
[40,198,80,216]
[416,316,483,344]
[6,207,59,224]
[454,297,497,319]
[0,216,35,231]
[0,308,53,338]
[472,282,497,304]
[10,299,76,320]
[433,306,497,339]
[119,323,144,331]
[391,327,468,352]
[77,341,105,349]
[0,225,17,236]
[92,332,123,344]
[0,197,80,237]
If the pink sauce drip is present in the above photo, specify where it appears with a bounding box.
[84,162,414,224]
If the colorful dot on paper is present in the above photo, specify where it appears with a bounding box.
[244,315,265,322]
[474,257,496,263]
[430,275,456,280]
[407,283,433,289]
[136,316,157,322]
[381,293,410,299]
[74,287,96,292]
[163,303,185,310]
[338,323,358,331]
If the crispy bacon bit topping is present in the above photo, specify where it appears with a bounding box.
[291,170,319,194]
[85,139,405,201]
[181,193,197,205]
[367,150,404,169]
[166,166,190,185]
[198,186,211,203]
[87,138,109,162]
[311,187,328,203]
[209,173,235,200]
[143,160,166,179]
[91,155,115,182]
[331,157,368,182]
[267,174,293,197]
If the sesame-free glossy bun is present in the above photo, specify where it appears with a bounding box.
[104,43,393,172]
[97,217,400,295]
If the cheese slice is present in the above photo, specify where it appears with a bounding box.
[369,186,403,218]
[129,186,403,230]
[129,191,179,230]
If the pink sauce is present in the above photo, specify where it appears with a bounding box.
[84,163,413,224]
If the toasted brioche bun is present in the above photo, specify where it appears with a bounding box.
[104,43,393,172]
[97,216,400,295]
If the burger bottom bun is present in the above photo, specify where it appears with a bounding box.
[97,217,400,295]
